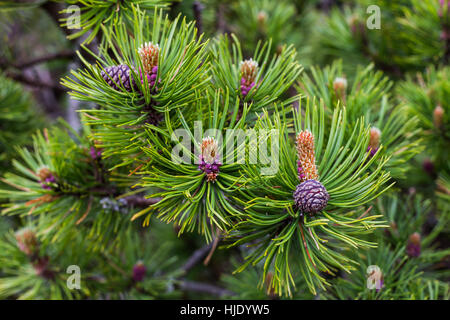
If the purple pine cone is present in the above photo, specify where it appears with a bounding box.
[406,242,421,258]
[132,262,147,282]
[297,161,305,181]
[366,146,378,158]
[90,147,102,160]
[293,179,329,214]
[41,183,52,190]
[240,77,256,97]
[406,233,421,258]
[101,64,135,91]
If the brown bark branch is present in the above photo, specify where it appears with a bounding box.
[179,280,235,297]
[123,195,161,207]
[14,51,76,69]
[5,71,66,91]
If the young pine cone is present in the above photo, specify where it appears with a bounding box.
[101,64,135,91]
[293,179,329,214]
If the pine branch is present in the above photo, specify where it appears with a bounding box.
[180,242,214,274]
[179,280,235,297]
[123,195,161,207]
[193,1,204,39]
[13,51,76,69]
[5,71,66,91]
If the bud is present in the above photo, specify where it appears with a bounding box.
[296,131,318,182]
[132,261,147,282]
[138,42,160,88]
[293,179,329,214]
[422,158,435,177]
[257,10,267,27]
[33,256,55,279]
[433,105,444,129]
[138,42,160,75]
[90,146,103,160]
[201,137,219,164]
[198,137,222,182]
[15,228,38,255]
[406,232,421,258]
[349,15,365,37]
[367,127,381,157]
[37,167,56,190]
[37,167,52,181]
[240,59,258,97]
[333,77,347,92]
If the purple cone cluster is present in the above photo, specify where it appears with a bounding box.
[366,146,379,158]
[293,179,329,214]
[240,77,255,97]
[90,146,103,160]
[147,66,158,88]
[132,261,147,282]
[138,65,159,91]
[37,168,56,191]
[406,233,421,258]
[41,175,56,190]
[297,161,306,181]
[198,156,222,182]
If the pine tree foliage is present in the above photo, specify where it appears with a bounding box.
[57,0,174,43]
[324,193,449,299]
[0,74,42,175]
[397,65,450,170]
[0,228,96,299]
[298,61,424,179]
[226,100,393,296]
[398,0,450,66]
[62,7,209,163]
[0,123,138,251]
[0,222,183,299]
[230,0,297,53]
[311,1,450,76]
[0,0,448,301]
[210,34,302,115]
[133,90,251,242]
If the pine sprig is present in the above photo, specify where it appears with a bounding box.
[226,99,393,297]
[0,124,138,251]
[210,34,302,116]
[57,0,174,44]
[62,7,209,161]
[133,90,250,242]
[297,61,424,179]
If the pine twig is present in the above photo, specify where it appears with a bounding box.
[193,1,204,39]
[123,195,161,207]
[180,242,214,275]
[179,280,235,297]
[5,72,66,92]
[13,51,76,69]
